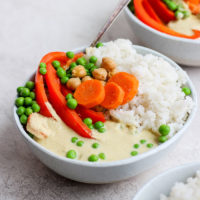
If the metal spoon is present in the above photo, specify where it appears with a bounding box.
[90,0,130,47]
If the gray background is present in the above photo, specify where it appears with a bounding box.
[1,0,200,199]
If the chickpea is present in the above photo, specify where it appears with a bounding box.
[100,81,106,86]
[82,76,93,82]
[107,69,118,79]
[101,57,116,72]
[72,65,86,78]
[92,68,107,81]
[67,78,81,90]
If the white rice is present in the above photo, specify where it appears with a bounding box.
[85,39,194,135]
[160,170,200,200]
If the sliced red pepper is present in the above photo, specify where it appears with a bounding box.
[143,0,163,24]
[61,85,106,123]
[45,63,92,138]
[149,0,175,24]
[134,0,200,39]
[35,52,68,117]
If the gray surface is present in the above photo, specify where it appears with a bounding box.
[0,0,200,199]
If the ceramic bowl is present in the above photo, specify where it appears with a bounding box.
[133,162,200,200]
[13,45,197,184]
[124,7,200,67]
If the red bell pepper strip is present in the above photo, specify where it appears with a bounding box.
[143,0,163,24]
[185,0,200,14]
[149,0,175,24]
[35,52,68,117]
[45,63,92,138]
[61,85,106,123]
[134,0,200,39]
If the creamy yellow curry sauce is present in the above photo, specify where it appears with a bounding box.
[27,103,158,162]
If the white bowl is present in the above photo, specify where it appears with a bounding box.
[13,46,197,184]
[133,162,200,200]
[124,7,200,67]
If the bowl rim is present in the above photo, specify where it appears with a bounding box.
[13,44,198,168]
[124,7,200,44]
[133,162,200,199]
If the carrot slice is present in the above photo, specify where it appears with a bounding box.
[74,80,105,108]
[108,72,139,105]
[143,0,163,24]
[101,82,125,109]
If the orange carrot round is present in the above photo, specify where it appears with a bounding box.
[101,82,125,109]
[108,72,139,105]
[74,80,105,108]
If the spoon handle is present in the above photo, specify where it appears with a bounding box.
[90,0,130,47]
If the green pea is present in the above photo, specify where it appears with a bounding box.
[39,67,47,75]
[66,150,77,159]
[159,136,168,143]
[182,87,191,96]
[70,62,77,69]
[31,100,37,105]
[25,81,35,90]
[20,88,30,97]
[175,10,184,19]
[61,76,69,84]
[183,10,190,18]
[24,97,33,106]
[76,57,86,66]
[65,93,73,100]
[98,153,105,160]
[39,62,46,68]
[90,66,97,73]
[57,68,66,78]
[98,127,106,133]
[133,144,140,149]
[88,124,94,129]
[131,151,138,156]
[92,143,99,149]
[66,51,74,59]
[94,121,104,129]
[52,60,61,69]
[96,42,104,48]
[15,97,24,107]
[71,137,78,143]
[77,141,84,147]
[166,1,178,11]
[88,154,99,162]
[83,118,93,126]
[67,99,78,109]
[29,92,36,100]
[147,143,153,148]
[16,106,25,116]
[85,63,94,70]
[89,56,98,64]
[159,124,170,136]
[140,139,146,144]
[17,86,24,94]
[32,103,40,112]
[25,107,33,116]
[20,114,28,125]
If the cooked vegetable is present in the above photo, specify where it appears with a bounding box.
[65,93,73,100]
[101,82,125,109]
[15,97,24,107]
[98,127,106,133]
[76,57,87,66]
[182,87,191,95]
[45,62,92,138]
[159,124,170,135]
[72,65,87,78]
[29,92,36,100]
[89,56,98,64]
[96,42,104,48]
[88,154,99,162]
[147,143,154,148]
[71,137,78,143]
[57,67,66,78]
[186,0,200,14]
[67,98,78,110]
[98,153,106,160]
[66,150,77,159]
[134,0,200,39]
[83,118,93,126]
[66,51,75,59]
[20,114,28,125]
[24,97,32,106]
[88,124,94,129]
[149,0,175,23]
[77,140,84,147]
[25,81,35,90]
[39,67,47,75]
[20,88,30,97]
[131,151,138,156]
[61,76,69,84]
[94,121,104,129]
[92,143,99,149]
[159,135,168,143]
[17,86,24,94]
[32,103,40,112]
[74,80,105,108]
[140,139,146,144]
[134,144,140,149]
[25,107,33,116]
[67,77,81,90]
[143,0,163,24]
[16,106,25,116]
[108,72,139,105]
[39,62,46,68]
[92,68,107,81]
[101,57,116,72]
[65,52,84,70]
[52,60,61,70]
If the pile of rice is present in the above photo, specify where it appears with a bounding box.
[85,39,194,135]
[160,170,200,200]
